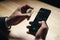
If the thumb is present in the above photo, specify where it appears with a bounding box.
[20,13,31,20]
[38,21,46,26]
[38,21,42,25]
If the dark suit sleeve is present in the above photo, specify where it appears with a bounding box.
[0,17,10,40]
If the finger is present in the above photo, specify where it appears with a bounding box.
[19,13,30,18]
[41,21,46,24]
[17,5,34,13]
[27,31,35,36]
[27,25,31,29]
[27,31,31,34]
[20,13,31,16]
[23,5,34,9]
[20,13,31,20]
[26,8,33,14]
[41,21,47,26]
[29,21,33,24]
[38,21,46,25]
[38,21,42,25]
[20,5,33,13]
[27,31,34,35]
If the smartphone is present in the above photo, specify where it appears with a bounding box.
[29,8,51,35]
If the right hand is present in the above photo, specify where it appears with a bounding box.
[6,5,33,26]
[27,21,48,40]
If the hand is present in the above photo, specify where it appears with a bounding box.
[6,5,33,26]
[27,21,48,40]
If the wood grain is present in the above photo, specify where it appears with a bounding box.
[0,1,60,40]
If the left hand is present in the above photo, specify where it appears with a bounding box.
[27,21,48,40]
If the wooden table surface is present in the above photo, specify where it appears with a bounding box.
[0,1,60,40]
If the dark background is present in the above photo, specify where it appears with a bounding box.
[38,0,60,8]
[0,0,60,8]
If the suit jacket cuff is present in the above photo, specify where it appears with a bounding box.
[0,17,10,34]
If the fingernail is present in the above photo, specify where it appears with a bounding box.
[38,21,42,23]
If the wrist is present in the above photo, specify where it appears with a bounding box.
[5,17,11,29]
[35,36,44,40]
